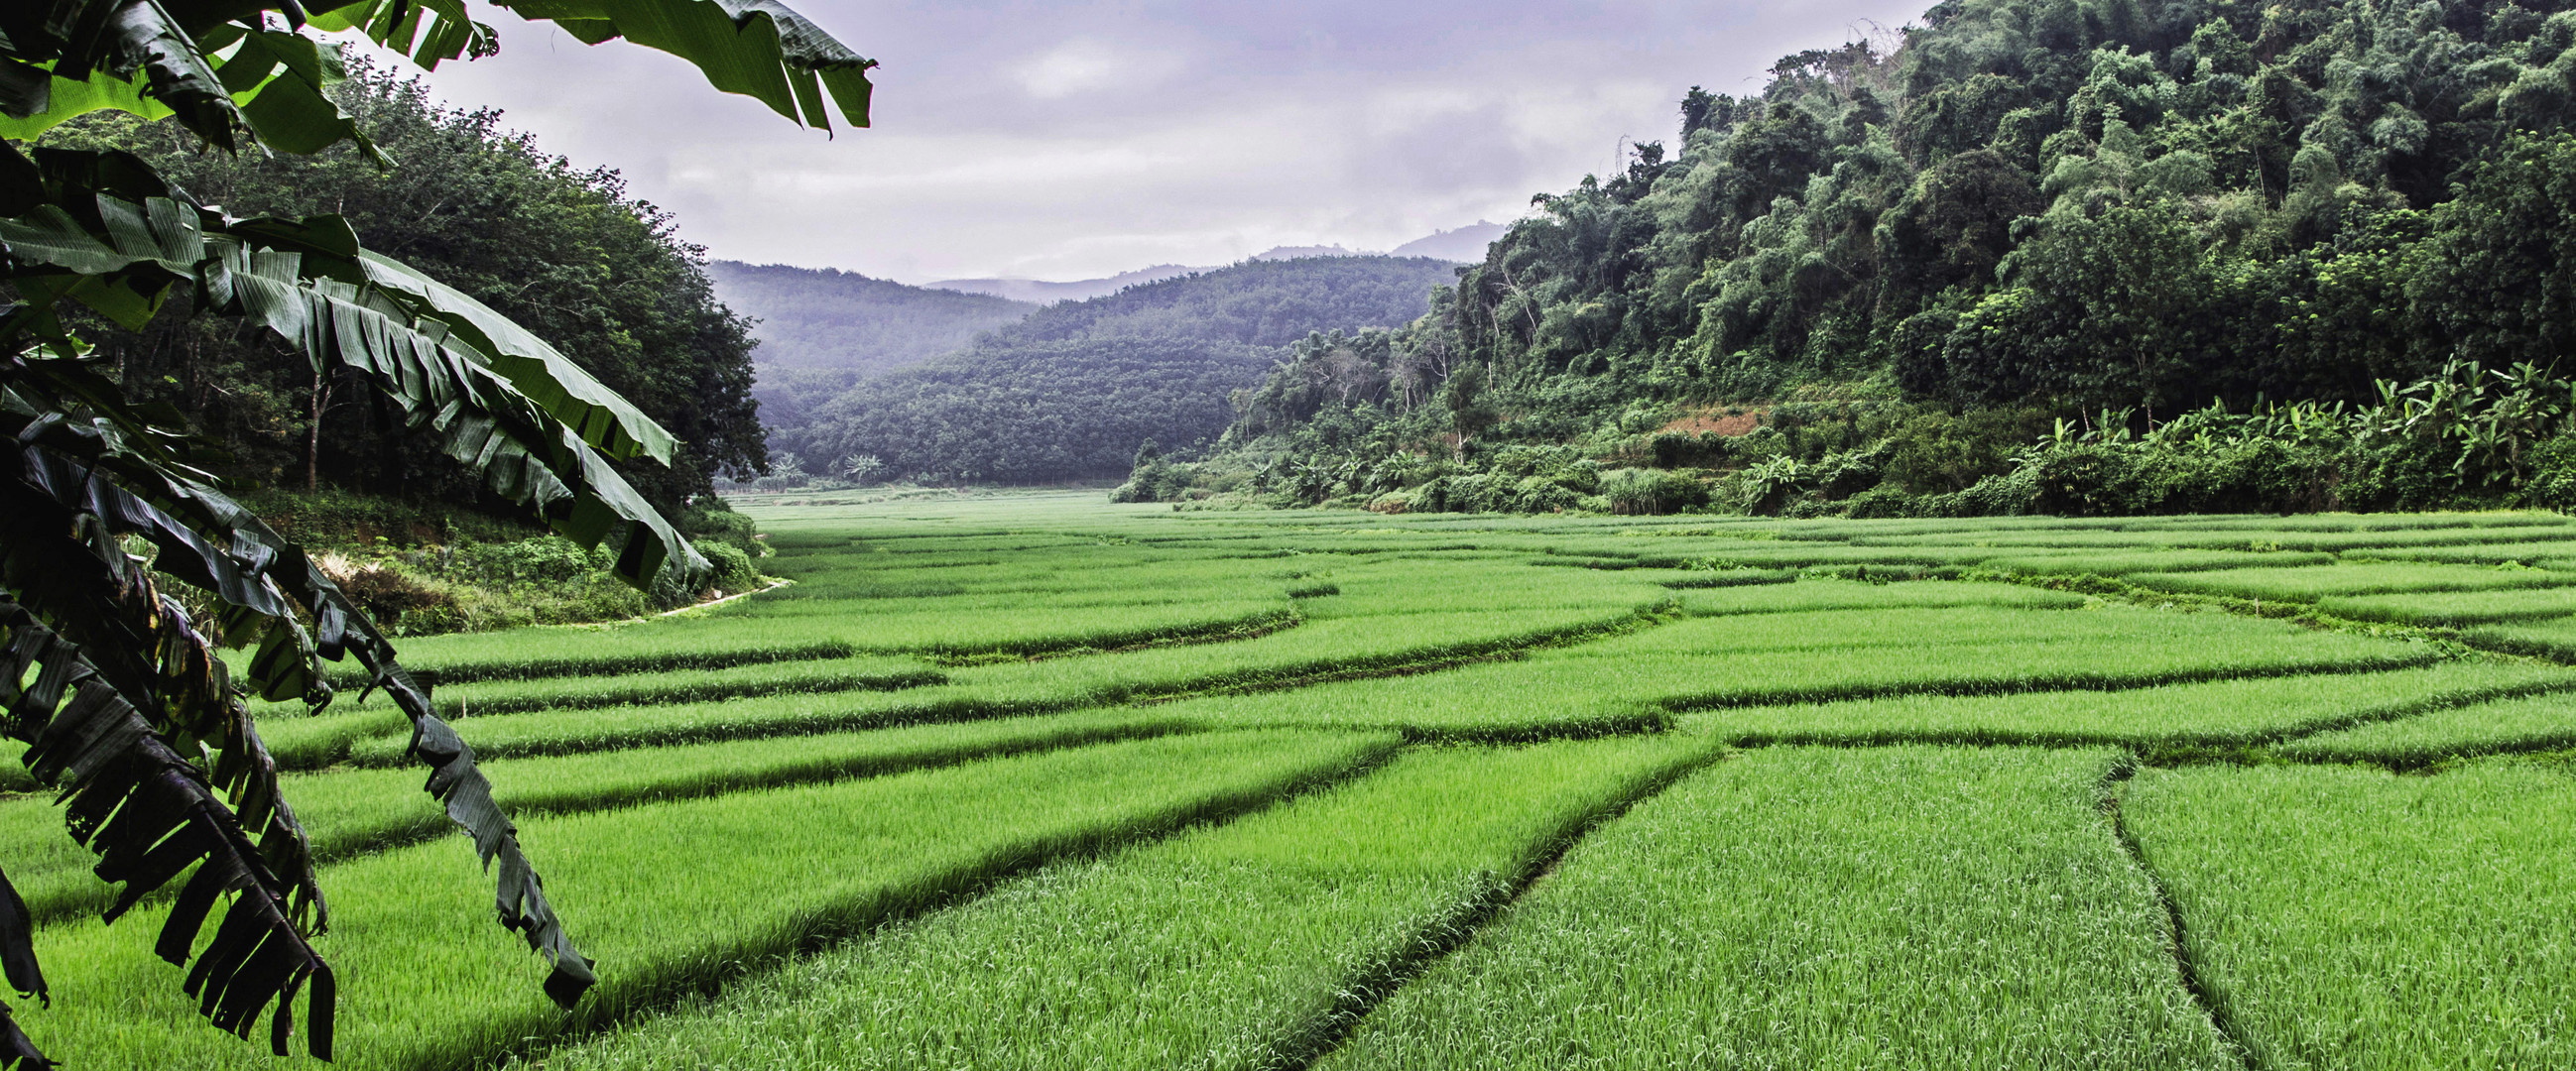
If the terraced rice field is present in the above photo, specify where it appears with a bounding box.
[16,490,2576,1068]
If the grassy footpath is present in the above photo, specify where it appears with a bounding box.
[2123,763,2576,1070]
[1320,747,2240,1070]
[533,737,1717,1071]
[17,731,1395,1069]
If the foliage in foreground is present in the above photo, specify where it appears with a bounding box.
[0,0,872,1061]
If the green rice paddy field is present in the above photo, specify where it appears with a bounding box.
[20,490,2576,1068]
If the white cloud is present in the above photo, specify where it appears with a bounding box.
[1017,39,1175,100]
[414,0,1930,283]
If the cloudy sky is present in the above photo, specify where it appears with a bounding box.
[414,1,1924,284]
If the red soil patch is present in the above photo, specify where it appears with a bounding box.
[1659,409,1763,436]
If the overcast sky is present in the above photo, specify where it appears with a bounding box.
[412,1,1925,284]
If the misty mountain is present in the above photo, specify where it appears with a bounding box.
[1390,221,1506,262]
[707,261,1037,431]
[920,227,1487,305]
[785,255,1460,484]
[925,264,1201,304]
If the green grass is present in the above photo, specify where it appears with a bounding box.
[333,604,1664,764]
[2315,586,2576,626]
[2460,616,2576,661]
[1977,548,2339,575]
[2273,689,2576,765]
[28,496,2576,1069]
[2127,561,2575,602]
[1321,747,2237,1070]
[313,654,946,718]
[0,707,1222,925]
[2124,764,2576,1070]
[350,614,867,685]
[18,730,1396,1069]
[1672,577,2090,616]
[532,737,1716,1071]
[1676,661,2575,750]
[1173,604,2433,741]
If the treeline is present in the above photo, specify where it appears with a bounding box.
[45,63,765,517]
[1140,0,2576,516]
[778,256,1458,485]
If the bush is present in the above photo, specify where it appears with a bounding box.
[2525,434,2576,512]
[681,503,764,557]
[1599,468,1711,515]
[454,536,595,586]
[700,541,761,594]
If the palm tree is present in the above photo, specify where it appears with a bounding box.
[0,1,874,1063]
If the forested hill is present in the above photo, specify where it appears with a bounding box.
[46,67,763,516]
[707,262,1036,375]
[707,262,1036,432]
[1152,0,2576,518]
[781,256,1459,484]
[985,256,1460,348]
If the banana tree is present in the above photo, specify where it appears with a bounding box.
[0,0,874,1064]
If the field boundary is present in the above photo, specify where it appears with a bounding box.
[1272,745,1730,1070]
[498,735,1410,1070]
[2103,767,2268,1071]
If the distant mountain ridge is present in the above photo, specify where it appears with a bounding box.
[924,264,1201,304]
[1390,222,1506,262]
[706,261,1038,432]
[921,225,1501,306]
[785,255,1462,484]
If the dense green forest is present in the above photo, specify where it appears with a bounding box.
[29,66,770,628]
[707,261,1035,432]
[784,256,1459,484]
[41,64,767,517]
[1132,0,2576,517]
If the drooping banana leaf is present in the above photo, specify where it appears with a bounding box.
[2,351,602,1011]
[0,0,248,149]
[0,164,709,588]
[323,0,874,129]
[0,603,333,1059]
[0,424,325,927]
[0,864,52,1070]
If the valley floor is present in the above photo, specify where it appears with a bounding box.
[15,489,2576,1069]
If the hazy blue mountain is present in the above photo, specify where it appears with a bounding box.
[788,255,1460,483]
[707,261,1039,433]
[925,264,1201,304]
[1390,221,1506,262]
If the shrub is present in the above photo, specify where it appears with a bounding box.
[2520,434,2576,512]
[1598,468,1711,515]
[700,541,760,594]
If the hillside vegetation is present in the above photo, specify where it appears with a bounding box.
[43,65,767,517]
[782,256,1460,485]
[1137,0,2576,518]
[708,262,1036,431]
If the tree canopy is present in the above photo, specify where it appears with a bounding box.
[1190,0,2576,516]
